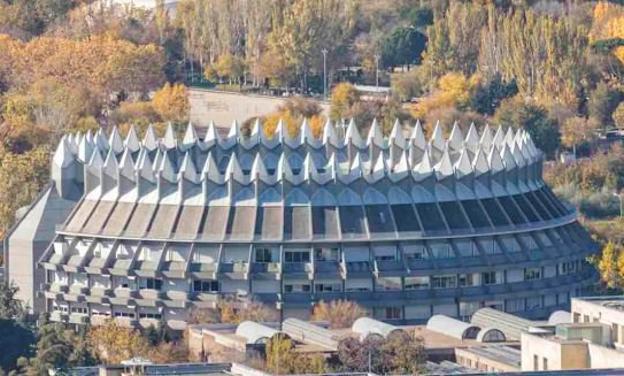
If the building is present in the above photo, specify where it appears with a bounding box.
[5,118,597,329]
[520,296,624,371]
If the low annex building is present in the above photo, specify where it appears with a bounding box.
[3,118,597,329]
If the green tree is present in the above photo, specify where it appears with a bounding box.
[381,26,426,68]
[613,102,624,127]
[588,82,622,128]
[0,319,35,372]
[470,74,517,115]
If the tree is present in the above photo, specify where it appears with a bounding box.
[152,83,190,124]
[470,74,517,115]
[391,70,423,102]
[87,319,149,364]
[311,300,367,329]
[381,26,426,68]
[411,72,477,120]
[0,282,26,321]
[0,319,35,372]
[495,97,561,158]
[381,331,425,374]
[561,117,599,157]
[330,83,360,121]
[614,102,624,128]
[597,241,624,289]
[266,334,325,374]
[214,54,245,84]
[588,82,622,128]
[188,298,278,325]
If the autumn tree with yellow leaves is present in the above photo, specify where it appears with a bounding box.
[87,320,150,364]
[152,83,190,124]
[311,300,367,329]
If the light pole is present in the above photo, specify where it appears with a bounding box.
[614,191,623,219]
[322,48,328,100]
[375,53,380,89]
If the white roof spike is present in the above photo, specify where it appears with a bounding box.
[137,149,155,183]
[322,119,341,147]
[78,130,94,163]
[472,147,489,176]
[228,120,239,139]
[370,152,386,182]
[163,123,177,149]
[301,118,320,147]
[501,143,516,171]
[88,148,104,169]
[448,121,464,150]
[367,118,384,147]
[488,145,504,173]
[435,148,454,178]
[492,125,505,147]
[389,119,406,149]
[179,152,199,183]
[346,119,365,148]
[480,124,493,151]
[53,136,73,168]
[511,141,526,167]
[159,150,177,183]
[410,120,426,150]
[226,153,245,182]
[125,125,141,153]
[277,153,294,181]
[303,152,316,181]
[94,128,109,151]
[203,121,220,148]
[455,149,473,178]
[108,126,124,154]
[430,121,445,151]
[504,127,515,147]
[202,152,222,183]
[143,124,159,151]
[390,150,410,182]
[412,148,433,181]
[119,147,135,181]
[251,153,269,180]
[182,123,198,149]
[252,118,261,138]
[103,148,119,180]
[465,123,480,150]
[275,119,286,144]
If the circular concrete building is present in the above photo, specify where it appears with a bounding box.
[23,119,596,329]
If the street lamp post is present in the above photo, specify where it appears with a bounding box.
[613,191,623,219]
[322,48,328,100]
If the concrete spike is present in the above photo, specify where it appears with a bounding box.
[501,143,516,171]
[492,125,505,147]
[448,121,464,150]
[143,124,159,151]
[322,119,341,147]
[179,152,199,183]
[480,124,493,151]
[465,123,480,151]
[108,126,124,154]
[504,127,515,147]
[511,141,526,167]
[159,149,177,183]
[472,147,489,176]
[346,118,365,148]
[103,148,119,177]
[182,123,198,149]
[455,149,473,178]
[367,118,384,147]
[53,136,74,168]
[301,118,320,148]
[88,147,104,169]
[202,152,222,183]
[430,121,445,151]
[203,121,221,148]
[125,125,141,153]
[370,152,386,182]
[410,120,426,150]
[303,152,315,181]
[389,150,410,182]
[137,148,155,183]
[251,153,269,180]
[95,128,109,151]
[277,152,294,181]
[226,153,245,182]
[488,145,504,173]
[119,148,135,181]
[435,148,454,178]
[412,149,433,181]
[163,123,177,149]
[389,119,406,149]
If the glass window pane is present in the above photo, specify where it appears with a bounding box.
[365,205,396,234]
[390,204,421,233]
[438,201,470,230]
[460,200,491,229]
[414,203,447,231]
[512,195,540,222]
[339,206,367,238]
[523,192,552,220]
[541,187,568,215]
[480,199,510,226]
[311,206,339,239]
[497,196,526,225]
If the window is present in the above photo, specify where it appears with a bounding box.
[315,283,341,292]
[430,243,452,259]
[506,298,525,313]
[113,311,135,318]
[314,247,339,261]
[543,357,548,371]
[376,277,401,291]
[139,312,162,319]
[255,248,273,263]
[533,355,538,371]
[193,280,219,293]
[115,277,133,289]
[524,268,542,281]
[431,275,456,289]
[458,274,474,287]
[573,312,580,323]
[482,271,497,285]
[526,296,542,310]
[71,307,88,314]
[405,276,430,290]
[614,323,620,344]
[385,307,401,319]
[560,260,578,275]
[139,278,163,290]
[403,244,427,260]
[284,250,310,263]
[284,283,311,293]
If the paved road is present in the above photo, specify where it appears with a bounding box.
[189,88,330,129]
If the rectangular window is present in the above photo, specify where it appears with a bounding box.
[284,283,311,293]
[376,277,401,291]
[255,248,273,263]
[71,307,87,314]
[430,243,452,259]
[543,357,548,371]
[533,355,538,371]
[458,274,474,287]
[431,275,457,289]
[482,271,497,285]
[385,307,401,319]
[524,268,542,281]
[506,298,525,313]
[139,278,163,290]
[315,283,342,292]
[402,244,428,260]
[526,296,542,310]
[139,312,162,319]
[404,276,430,290]
[193,280,219,293]
[284,250,310,263]
[314,247,339,261]
[113,311,135,318]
